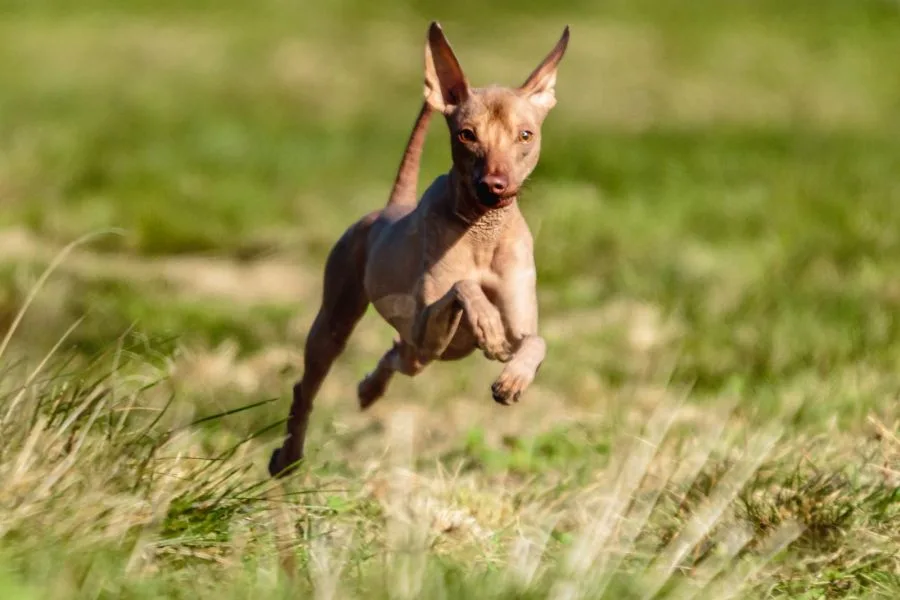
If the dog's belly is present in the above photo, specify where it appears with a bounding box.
[372,294,416,340]
[439,326,478,361]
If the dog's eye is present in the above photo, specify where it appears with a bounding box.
[457,128,477,143]
[517,130,534,143]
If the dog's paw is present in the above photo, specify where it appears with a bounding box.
[268,447,302,478]
[464,298,512,361]
[491,361,535,405]
[358,372,388,410]
[267,448,284,477]
[483,343,513,363]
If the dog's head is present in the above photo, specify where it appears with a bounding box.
[423,22,569,211]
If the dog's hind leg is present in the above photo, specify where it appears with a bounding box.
[357,339,427,410]
[269,219,372,478]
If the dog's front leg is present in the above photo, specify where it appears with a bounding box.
[413,280,512,361]
[491,335,546,405]
[490,261,546,405]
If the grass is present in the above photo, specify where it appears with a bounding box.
[1,0,899,597]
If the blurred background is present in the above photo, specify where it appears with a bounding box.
[1,0,899,447]
[1,0,900,595]
[2,0,900,443]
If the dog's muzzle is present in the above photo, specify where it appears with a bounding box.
[475,174,515,209]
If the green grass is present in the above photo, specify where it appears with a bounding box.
[1,0,899,597]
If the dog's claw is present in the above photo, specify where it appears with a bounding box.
[491,382,514,405]
[492,380,520,405]
[491,361,534,405]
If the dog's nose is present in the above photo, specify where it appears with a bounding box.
[479,174,509,195]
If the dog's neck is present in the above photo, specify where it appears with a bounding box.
[446,168,515,243]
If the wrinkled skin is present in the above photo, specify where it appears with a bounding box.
[269,22,569,477]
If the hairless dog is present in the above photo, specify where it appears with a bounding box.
[269,21,570,477]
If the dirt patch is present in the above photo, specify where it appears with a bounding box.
[0,228,316,305]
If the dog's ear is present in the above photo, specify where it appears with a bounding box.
[519,26,570,111]
[424,22,469,114]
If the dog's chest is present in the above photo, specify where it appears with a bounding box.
[421,240,497,299]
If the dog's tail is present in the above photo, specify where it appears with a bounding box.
[385,101,432,208]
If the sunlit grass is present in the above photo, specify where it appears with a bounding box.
[1,0,899,596]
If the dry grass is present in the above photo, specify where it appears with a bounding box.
[0,256,897,597]
[0,340,827,598]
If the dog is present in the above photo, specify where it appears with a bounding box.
[269,21,570,477]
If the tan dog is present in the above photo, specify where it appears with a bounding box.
[269,21,569,477]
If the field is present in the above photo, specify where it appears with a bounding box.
[1,0,900,597]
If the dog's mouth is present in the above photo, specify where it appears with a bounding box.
[474,185,517,210]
